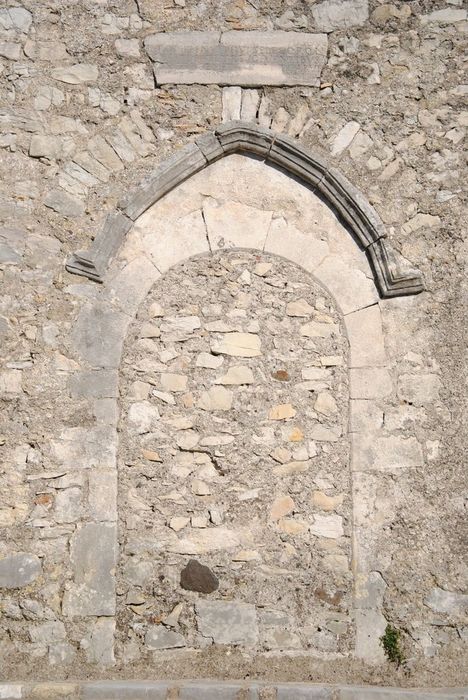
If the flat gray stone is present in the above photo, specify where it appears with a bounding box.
[145,626,185,650]
[178,685,243,700]
[277,687,332,699]
[196,599,258,646]
[312,0,369,32]
[144,31,328,87]
[0,554,41,589]
[0,7,33,33]
[68,369,119,399]
[425,587,468,616]
[62,523,117,616]
[83,683,168,699]
[44,189,84,217]
[71,303,129,368]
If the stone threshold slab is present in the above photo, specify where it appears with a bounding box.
[144,31,328,86]
[1,681,466,699]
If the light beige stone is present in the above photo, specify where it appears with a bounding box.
[350,368,393,399]
[273,461,310,476]
[160,373,188,392]
[310,514,344,538]
[270,495,295,520]
[268,403,296,420]
[215,365,254,385]
[211,332,261,357]
[191,479,211,496]
[278,518,308,535]
[311,490,344,512]
[169,516,190,532]
[270,446,292,463]
[142,449,162,462]
[286,299,314,317]
[197,386,233,411]
[314,392,338,416]
[196,352,224,369]
[167,527,240,554]
[344,304,387,368]
[300,321,338,338]
[203,199,273,250]
[397,373,441,406]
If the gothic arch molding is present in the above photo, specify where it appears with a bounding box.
[66,122,423,298]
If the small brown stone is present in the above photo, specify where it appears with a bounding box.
[272,369,290,381]
[180,559,219,593]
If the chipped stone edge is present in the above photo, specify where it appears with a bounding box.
[65,122,424,298]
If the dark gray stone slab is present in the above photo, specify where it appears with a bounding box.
[144,31,328,87]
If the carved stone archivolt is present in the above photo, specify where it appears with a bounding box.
[66,122,424,298]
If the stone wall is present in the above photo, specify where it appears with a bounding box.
[0,0,467,687]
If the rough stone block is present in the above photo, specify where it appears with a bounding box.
[344,304,387,367]
[354,608,386,664]
[144,32,328,87]
[0,553,41,589]
[312,0,369,32]
[397,373,441,406]
[88,469,117,522]
[196,600,258,645]
[71,302,130,368]
[68,369,119,399]
[425,587,468,616]
[145,626,185,649]
[352,434,423,471]
[62,523,117,616]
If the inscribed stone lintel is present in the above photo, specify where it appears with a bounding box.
[144,31,328,87]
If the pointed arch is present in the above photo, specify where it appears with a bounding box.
[66,122,423,297]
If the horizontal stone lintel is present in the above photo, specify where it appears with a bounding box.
[144,31,328,87]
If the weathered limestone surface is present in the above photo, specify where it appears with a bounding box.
[0,0,464,686]
[145,32,328,87]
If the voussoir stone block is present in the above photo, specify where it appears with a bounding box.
[202,198,272,251]
[264,217,329,272]
[133,208,210,273]
[144,31,328,87]
[314,255,379,315]
[62,522,117,616]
